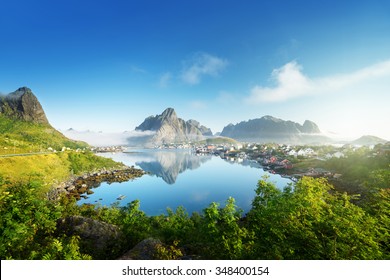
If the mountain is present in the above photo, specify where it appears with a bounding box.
[0,87,49,124]
[0,87,88,154]
[133,108,212,146]
[220,115,325,144]
[352,135,388,146]
[187,119,213,136]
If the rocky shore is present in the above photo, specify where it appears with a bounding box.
[47,167,146,201]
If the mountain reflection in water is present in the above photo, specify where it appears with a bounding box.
[81,149,292,215]
[135,150,211,184]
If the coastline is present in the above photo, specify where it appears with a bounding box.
[47,166,146,201]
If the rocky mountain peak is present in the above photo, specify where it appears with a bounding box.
[161,107,177,120]
[301,120,321,133]
[0,87,49,124]
[132,108,212,146]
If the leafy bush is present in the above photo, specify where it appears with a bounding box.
[0,181,90,259]
[247,176,383,259]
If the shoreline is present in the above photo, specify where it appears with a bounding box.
[47,166,146,201]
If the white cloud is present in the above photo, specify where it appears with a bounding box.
[181,52,228,85]
[246,59,390,103]
[159,72,172,88]
[62,129,155,147]
[190,100,208,110]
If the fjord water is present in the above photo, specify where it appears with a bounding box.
[78,149,292,215]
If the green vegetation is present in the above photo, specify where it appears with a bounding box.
[0,151,124,194]
[1,171,388,260]
[0,114,88,155]
[0,112,388,259]
[196,136,239,145]
[0,179,91,260]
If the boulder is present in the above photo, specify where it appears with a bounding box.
[117,238,162,260]
[57,216,125,259]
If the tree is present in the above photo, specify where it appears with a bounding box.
[247,176,382,259]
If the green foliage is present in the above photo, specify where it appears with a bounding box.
[0,181,89,259]
[361,168,390,258]
[247,176,383,259]
[121,200,152,248]
[154,240,184,260]
[199,197,253,259]
[324,151,389,183]
[1,164,388,260]
[151,206,194,244]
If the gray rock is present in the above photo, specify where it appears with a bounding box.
[0,87,49,124]
[132,108,212,146]
[57,216,125,259]
[118,238,162,260]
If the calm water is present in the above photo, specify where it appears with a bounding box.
[78,149,292,215]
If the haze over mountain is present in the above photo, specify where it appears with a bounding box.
[220,115,327,144]
[132,108,212,146]
[351,135,388,146]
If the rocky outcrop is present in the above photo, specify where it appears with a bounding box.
[133,108,213,146]
[47,167,146,200]
[220,115,323,144]
[300,120,321,134]
[118,238,163,260]
[0,87,49,124]
[187,119,213,136]
[56,216,125,259]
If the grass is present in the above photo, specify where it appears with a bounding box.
[0,151,125,195]
[0,114,88,155]
[0,114,127,196]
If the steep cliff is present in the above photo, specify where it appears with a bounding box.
[0,87,49,124]
[134,108,212,145]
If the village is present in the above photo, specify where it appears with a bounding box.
[185,141,390,182]
[52,139,388,185]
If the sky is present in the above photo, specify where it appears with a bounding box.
[1,0,390,140]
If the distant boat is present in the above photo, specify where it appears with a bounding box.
[117,195,126,200]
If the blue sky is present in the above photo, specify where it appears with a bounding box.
[1,0,390,140]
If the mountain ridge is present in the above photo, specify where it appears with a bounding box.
[220,115,324,144]
[133,108,212,146]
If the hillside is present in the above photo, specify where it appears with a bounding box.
[0,87,122,190]
[0,114,88,155]
[352,135,388,146]
[0,87,88,155]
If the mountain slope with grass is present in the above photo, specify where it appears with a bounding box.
[0,87,125,190]
[0,87,89,155]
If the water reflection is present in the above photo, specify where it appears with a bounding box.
[133,150,212,184]
[85,150,293,215]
